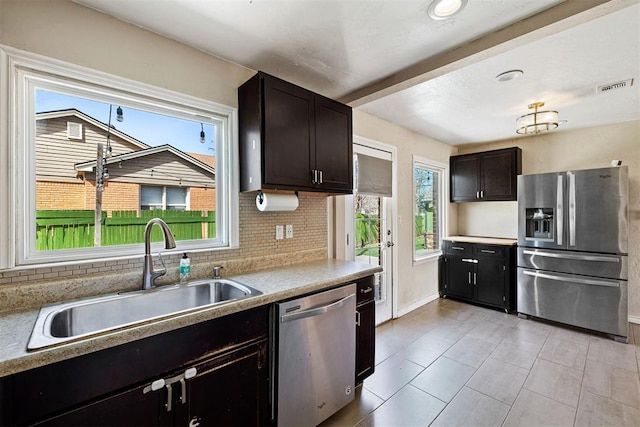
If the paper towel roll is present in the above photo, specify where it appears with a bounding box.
[256,192,299,212]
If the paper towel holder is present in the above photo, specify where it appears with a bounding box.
[256,190,299,206]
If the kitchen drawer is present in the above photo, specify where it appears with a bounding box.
[444,241,472,255]
[357,275,376,304]
[473,245,505,257]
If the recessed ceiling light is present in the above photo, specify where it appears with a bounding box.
[427,0,468,20]
[495,70,524,83]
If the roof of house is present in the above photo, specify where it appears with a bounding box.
[74,144,216,176]
[36,109,150,150]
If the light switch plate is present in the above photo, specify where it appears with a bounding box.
[285,224,293,239]
[276,225,284,240]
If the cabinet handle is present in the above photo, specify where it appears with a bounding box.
[179,378,187,404]
[476,191,480,199]
[452,246,465,251]
[312,169,318,184]
[361,286,373,294]
[473,273,477,285]
[165,383,173,412]
[481,190,484,198]
[319,170,323,184]
[356,310,361,326]
[468,272,471,284]
[462,258,478,263]
[480,250,496,254]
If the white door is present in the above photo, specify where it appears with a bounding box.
[350,140,396,325]
[354,193,394,324]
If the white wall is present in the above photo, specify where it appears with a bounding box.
[457,120,640,320]
[353,110,458,314]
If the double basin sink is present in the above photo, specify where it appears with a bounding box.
[28,279,263,350]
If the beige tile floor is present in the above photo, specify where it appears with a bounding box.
[322,298,640,427]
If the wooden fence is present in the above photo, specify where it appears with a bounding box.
[36,210,216,250]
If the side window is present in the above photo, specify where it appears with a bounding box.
[3,48,238,268]
[413,157,446,261]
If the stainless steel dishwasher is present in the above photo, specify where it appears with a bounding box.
[274,284,356,427]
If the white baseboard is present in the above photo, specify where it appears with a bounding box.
[396,292,440,318]
[629,315,640,325]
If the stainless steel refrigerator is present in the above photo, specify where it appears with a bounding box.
[517,166,629,341]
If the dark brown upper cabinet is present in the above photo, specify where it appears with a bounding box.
[238,72,353,194]
[450,147,522,202]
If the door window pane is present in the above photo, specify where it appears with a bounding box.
[354,194,380,266]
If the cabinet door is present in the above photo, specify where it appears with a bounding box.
[445,256,474,299]
[450,155,479,202]
[33,384,168,427]
[475,257,506,307]
[356,300,375,384]
[180,340,269,427]
[314,96,353,192]
[480,149,519,201]
[263,76,315,189]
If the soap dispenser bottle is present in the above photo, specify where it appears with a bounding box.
[180,253,191,283]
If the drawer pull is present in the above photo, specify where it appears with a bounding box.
[480,250,496,254]
[361,287,373,294]
[462,258,478,264]
[452,246,465,251]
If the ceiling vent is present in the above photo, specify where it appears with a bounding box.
[597,79,634,94]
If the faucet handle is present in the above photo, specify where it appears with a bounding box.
[212,266,224,279]
[156,252,167,275]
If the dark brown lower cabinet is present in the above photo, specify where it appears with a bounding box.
[0,306,270,427]
[32,340,267,427]
[355,275,376,385]
[440,241,516,312]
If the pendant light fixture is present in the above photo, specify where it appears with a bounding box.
[516,102,559,135]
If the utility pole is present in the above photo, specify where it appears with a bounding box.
[94,142,104,247]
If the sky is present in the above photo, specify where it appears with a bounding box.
[36,90,216,156]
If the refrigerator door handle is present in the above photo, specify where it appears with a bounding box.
[522,270,620,288]
[556,174,563,245]
[568,171,576,247]
[522,249,621,263]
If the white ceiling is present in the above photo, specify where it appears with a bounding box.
[75,0,640,145]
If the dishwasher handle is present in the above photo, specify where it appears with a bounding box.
[280,294,355,323]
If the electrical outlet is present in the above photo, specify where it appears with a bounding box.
[275,225,284,240]
[285,224,293,239]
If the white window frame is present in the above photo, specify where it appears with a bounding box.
[413,155,447,263]
[0,45,239,269]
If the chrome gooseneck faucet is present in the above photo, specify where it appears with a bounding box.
[142,218,177,290]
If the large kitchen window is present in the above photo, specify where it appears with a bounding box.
[413,156,446,261]
[0,46,239,268]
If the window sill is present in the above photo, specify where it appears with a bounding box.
[413,250,442,266]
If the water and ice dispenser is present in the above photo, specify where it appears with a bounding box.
[525,208,554,241]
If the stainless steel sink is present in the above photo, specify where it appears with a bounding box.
[28,279,262,350]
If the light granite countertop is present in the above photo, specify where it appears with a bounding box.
[443,235,517,246]
[0,259,380,377]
